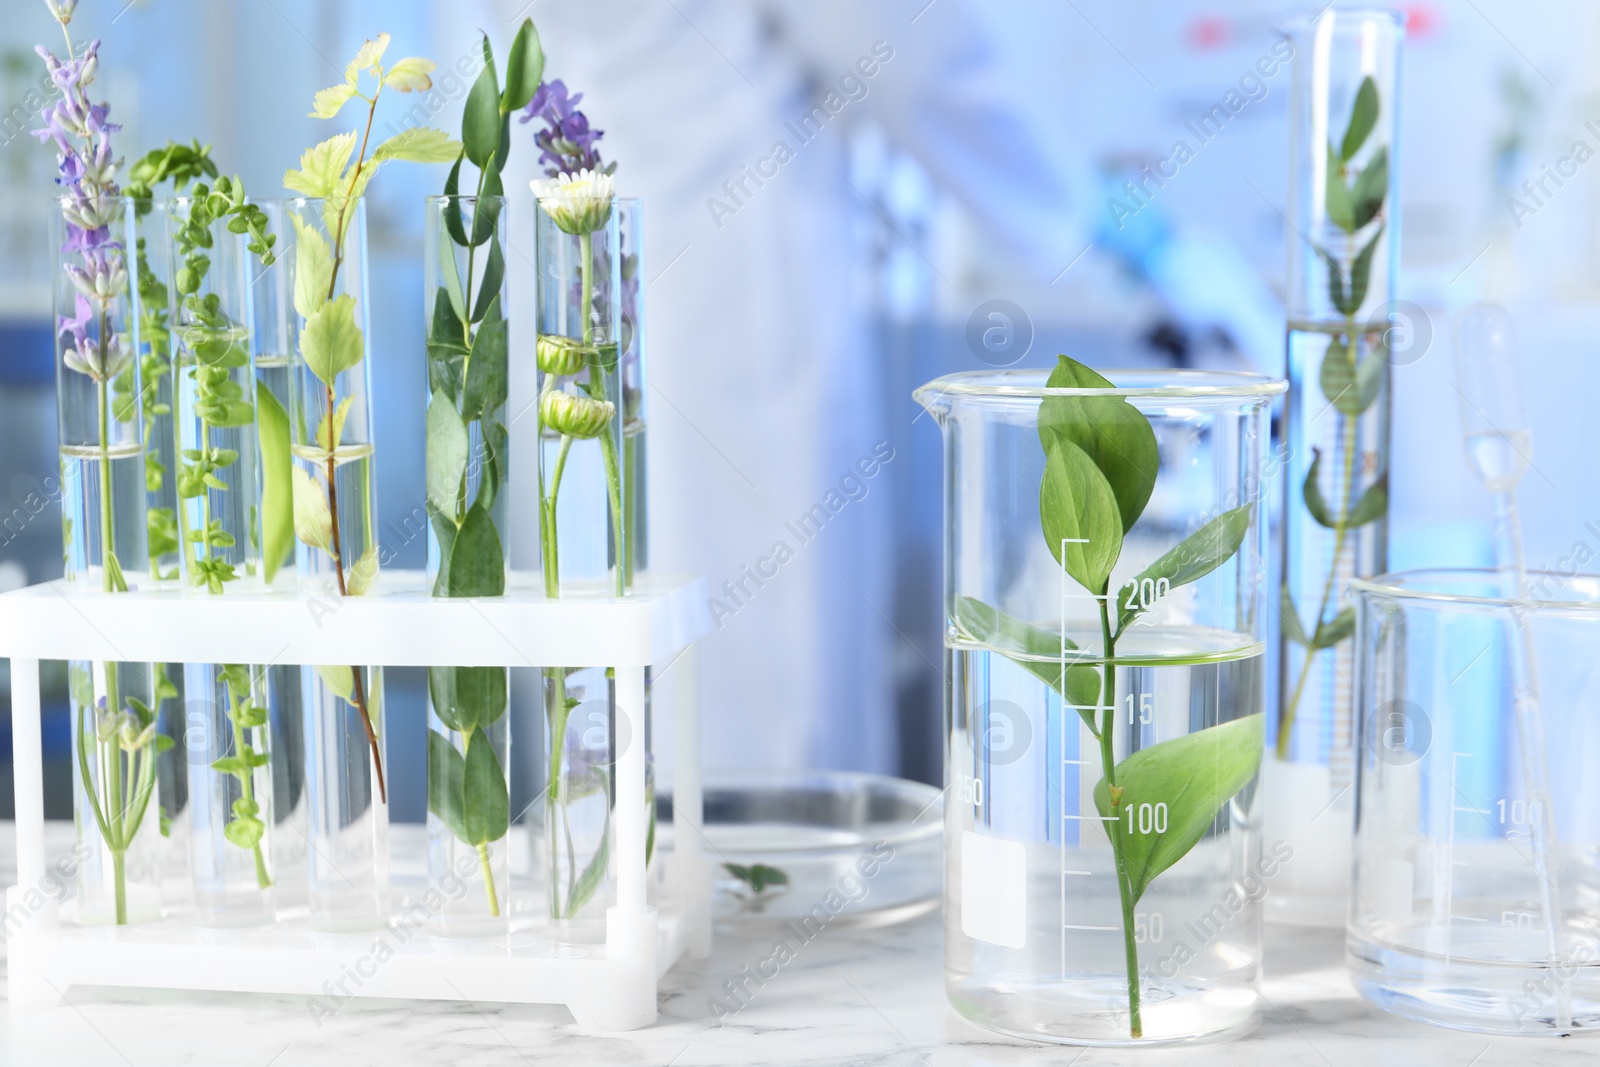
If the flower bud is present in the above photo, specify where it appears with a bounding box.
[536,334,594,376]
[540,388,614,439]
[46,0,77,25]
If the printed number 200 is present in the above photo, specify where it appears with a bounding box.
[1123,577,1170,617]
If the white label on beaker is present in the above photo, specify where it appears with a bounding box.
[961,830,1026,948]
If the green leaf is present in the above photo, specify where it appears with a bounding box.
[1037,355,1158,535]
[470,168,504,248]
[223,815,265,851]
[426,389,469,517]
[725,862,788,894]
[1319,338,1382,416]
[211,755,252,776]
[463,733,509,846]
[315,395,354,453]
[1312,606,1356,649]
[443,155,468,247]
[1340,76,1379,163]
[478,416,508,514]
[462,308,508,420]
[427,729,470,842]
[1302,449,1336,528]
[1115,504,1252,633]
[292,467,333,552]
[442,501,506,597]
[372,127,462,164]
[1040,436,1123,596]
[430,665,507,735]
[346,542,379,596]
[1325,143,1355,233]
[471,238,504,323]
[311,83,358,121]
[493,112,512,174]
[1348,223,1385,313]
[461,50,502,168]
[316,664,355,703]
[564,792,611,918]
[1351,146,1388,230]
[1280,584,1309,648]
[283,132,357,200]
[1093,714,1265,903]
[301,293,364,387]
[1315,245,1350,316]
[438,230,467,324]
[1348,473,1388,527]
[500,18,545,113]
[952,596,1103,730]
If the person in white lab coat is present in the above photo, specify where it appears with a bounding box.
[469,0,1086,773]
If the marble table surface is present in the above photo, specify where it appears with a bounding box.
[0,822,1586,1066]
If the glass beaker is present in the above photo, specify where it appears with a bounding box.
[917,364,1284,1045]
[1349,568,1600,1035]
[1272,5,1403,927]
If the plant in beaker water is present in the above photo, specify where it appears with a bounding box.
[954,355,1265,1039]
[1279,75,1390,758]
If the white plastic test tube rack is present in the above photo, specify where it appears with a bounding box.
[0,571,713,1030]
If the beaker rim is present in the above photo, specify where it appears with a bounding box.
[1352,567,1600,614]
[1278,7,1406,33]
[914,367,1287,403]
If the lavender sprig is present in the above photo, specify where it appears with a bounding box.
[518,79,613,178]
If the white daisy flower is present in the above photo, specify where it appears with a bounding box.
[531,169,615,235]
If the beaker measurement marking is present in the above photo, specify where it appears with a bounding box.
[1453,915,1488,923]
[1060,757,1097,767]
[1061,813,1119,823]
[1061,923,1120,932]
[1061,869,1093,876]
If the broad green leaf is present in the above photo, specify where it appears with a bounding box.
[443,501,506,597]
[1348,223,1385,313]
[1340,76,1379,163]
[223,815,265,850]
[382,56,436,93]
[1312,606,1356,649]
[1325,144,1355,233]
[471,238,504,323]
[1315,245,1350,317]
[463,733,509,845]
[1319,340,1382,416]
[310,83,357,120]
[1037,355,1159,534]
[471,168,504,248]
[301,293,364,387]
[952,596,1103,730]
[373,127,461,164]
[257,387,293,583]
[461,51,502,168]
[283,132,356,199]
[427,729,470,842]
[428,503,456,597]
[478,417,508,514]
[316,664,354,703]
[429,665,507,735]
[426,389,470,517]
[500,18,545,113]
[1351,146,1388,230]
[1348,474,1388,527]
[492,112,512,174]
[1280,584,1309,648]
[1040,436,1123,596]
[1093,714,1265,903]
[1115,505,1252,633]
[462,308,508,420]
[291,213,333,320]
[1302,448,1336,528]
[292,466,332,552]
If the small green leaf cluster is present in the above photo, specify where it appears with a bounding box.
[725,862,789,895]
[1316,76,1387,318]
[427,667,510,856]
[213,665,271,872]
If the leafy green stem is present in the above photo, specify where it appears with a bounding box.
[1096,596,1143,1039]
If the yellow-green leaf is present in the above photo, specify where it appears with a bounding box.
[310,83,357,120]
[283,132,356,199]
[346,33,390,82]
[346,542,379,596]
[317,663,355,703]
[292,467,332,552]
[316,395,354,454]
[373,127,461,164]
[291,213,333,320]
[301,293,364,387]
[257,387,294,584]
[383,56,435,93]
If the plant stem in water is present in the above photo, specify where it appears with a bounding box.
[1097,598,1142,1038]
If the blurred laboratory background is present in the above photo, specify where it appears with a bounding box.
[3,0,1598,819]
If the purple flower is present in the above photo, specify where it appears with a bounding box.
[519,79,608,177]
